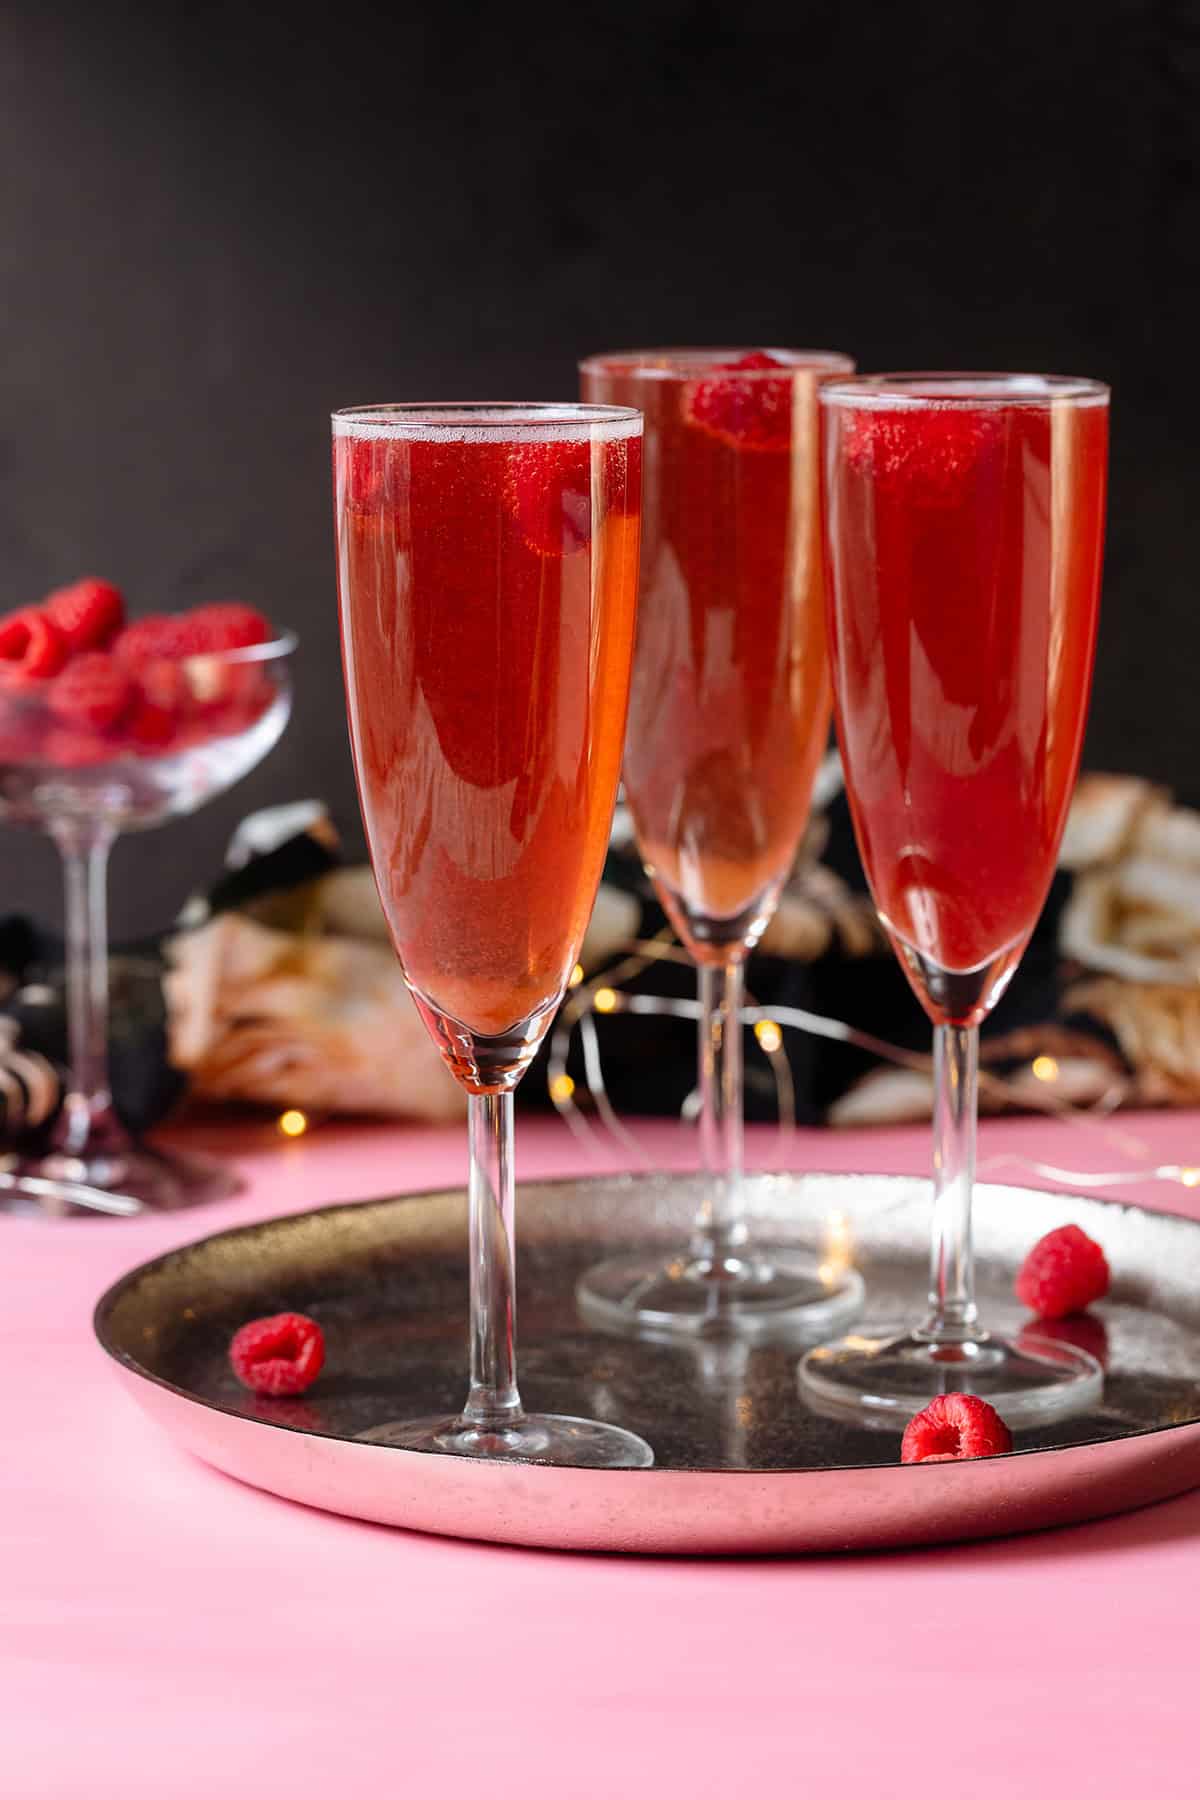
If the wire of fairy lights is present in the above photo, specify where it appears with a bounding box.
[547,937,1200,1196]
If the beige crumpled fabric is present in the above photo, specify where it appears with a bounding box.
[161,868,643,1122]
[1059,773,1200,984]
[163,913,464,1122]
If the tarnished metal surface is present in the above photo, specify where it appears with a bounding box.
[95,1172,1200,1553]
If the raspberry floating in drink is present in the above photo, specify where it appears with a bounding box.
[229,1313,326,1396]
[685,349,794,451]
[1016,1224,1110,1320]
[505,438,593,556]
[900,1393,1013,1464]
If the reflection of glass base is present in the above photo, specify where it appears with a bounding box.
[799,1325,1104,1428]
[577,1246,865,1344]
[0,1144,243,1219]
[358,1412,655,1468]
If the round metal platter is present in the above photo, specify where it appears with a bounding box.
[94,1172,1200,1554]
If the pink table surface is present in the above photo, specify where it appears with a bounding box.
[5,1106,1200,1798]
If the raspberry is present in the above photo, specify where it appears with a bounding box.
[124,699,183,755]
[184,602,272,653]
[686,351,793,452]
[43,577,125,652]
[229,1312,325,1396]
[113,616,193,668]
[901,1393,1013,1464]
[115,606,272,669]
[0,610,32,659]
[49,653,134,731]
[505,440,591,557]
[0,610,67,678]
[1015,1224,1110,1319]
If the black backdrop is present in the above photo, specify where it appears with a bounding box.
[1,1,1196,939]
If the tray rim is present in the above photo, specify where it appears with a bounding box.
[92,1169,1200,1478]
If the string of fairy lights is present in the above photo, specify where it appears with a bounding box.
[261,931,1199,1200]
[543,935,1200,1197]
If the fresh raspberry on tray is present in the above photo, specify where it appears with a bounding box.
[1016,1224,1110,1320]
[229,1313,325,1397]
[900,1393,1013,1464]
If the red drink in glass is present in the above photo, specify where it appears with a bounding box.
[338,415,640,1088]
[824,391,1108,1018]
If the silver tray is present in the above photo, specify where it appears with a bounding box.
[94,1172,1200,1554]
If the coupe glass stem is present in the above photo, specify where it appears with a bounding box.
[462,1090,523,1428]
[692,957,748,1270]
[49,820,124,1157]
[919,1021,980,1343]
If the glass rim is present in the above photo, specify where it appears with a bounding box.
[817,372,1110,408]
[332,402,642,441]
[578,347,856,380]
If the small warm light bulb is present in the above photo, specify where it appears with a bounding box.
[568,963,585,989]
[819,1210,853,1286]
[593,987,618,1014]
[278,1109,308,1138]
[754,1018,783,1054]
[1180,1167,1200,1188]
[1031,1055,1060,1083]
[549,1073,576,1103]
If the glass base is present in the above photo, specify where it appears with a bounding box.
[0,1143,243,1218]
[576,1246,865,1344]
[799,1324,1104,1428]
[358,1412,655,1468]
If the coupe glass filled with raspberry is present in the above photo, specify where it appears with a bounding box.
[335,402,652,1467]
[0,579,295,1214]
[801,373,1109,1424]
[577,348,864,1339]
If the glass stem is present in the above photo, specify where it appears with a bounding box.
[920,1021,980,1343]
[462,1090,523,1428]
[49,820,124,1158]
[692,956,748,1271]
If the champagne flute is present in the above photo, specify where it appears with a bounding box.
[577,349,864,1339]
[801,373,1109,1424]
[335,402,653,1466]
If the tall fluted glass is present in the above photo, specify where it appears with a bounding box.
[335,402,653,1466]
[801,373,1109,1425]
[577,349,863,1339]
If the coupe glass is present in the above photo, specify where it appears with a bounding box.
[800,373,1109,1425]
[577,349,864,1339]
[335,401,653,1467]
[0,632,296,1216]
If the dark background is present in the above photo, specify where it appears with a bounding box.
[1,0,1196,940]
